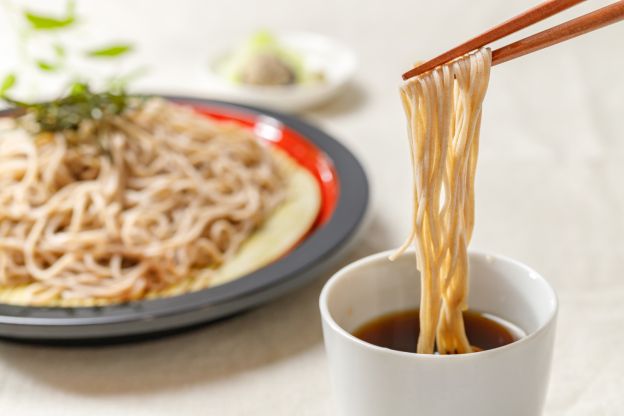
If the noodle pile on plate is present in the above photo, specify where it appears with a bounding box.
[391,48,491,354]
[0,98,294,305]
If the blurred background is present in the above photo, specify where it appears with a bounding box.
[0,0,623,414]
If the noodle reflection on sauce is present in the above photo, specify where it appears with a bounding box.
[0,98,288,305]
[391,48,491,354]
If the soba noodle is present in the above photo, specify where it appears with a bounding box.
[0,98,285,304]
[392,48,491,354]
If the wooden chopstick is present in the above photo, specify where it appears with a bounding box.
[492,0,624,65]
[402,0,586,80]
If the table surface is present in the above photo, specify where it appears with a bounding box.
[1,0,623,414]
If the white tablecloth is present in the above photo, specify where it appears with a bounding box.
[1,0,623,414]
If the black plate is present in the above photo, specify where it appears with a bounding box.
[0,97,369,343]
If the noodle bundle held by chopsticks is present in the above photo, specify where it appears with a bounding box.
[392,48,491,354]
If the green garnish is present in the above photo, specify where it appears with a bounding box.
[36,60,59,72]
[3,82,133,133]
[86,44,133,58]
[0,73,17,96]
[53,43,66,59]
[23,0,76,31]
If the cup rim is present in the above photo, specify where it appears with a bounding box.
[319,248,558,361]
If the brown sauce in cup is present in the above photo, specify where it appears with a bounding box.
[352,308,519,353]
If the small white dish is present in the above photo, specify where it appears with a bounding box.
[320,249,558,416]
[205,32,357,113]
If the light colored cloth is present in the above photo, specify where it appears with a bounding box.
[0,0,623,414]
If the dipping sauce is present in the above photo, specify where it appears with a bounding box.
[352,309,520,353]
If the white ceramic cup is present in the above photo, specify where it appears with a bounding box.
[320,249,558,416]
